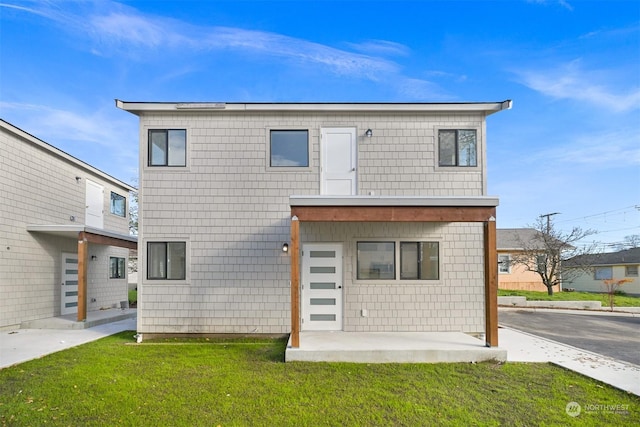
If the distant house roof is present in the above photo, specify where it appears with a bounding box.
[565,248,640,268]
[497,228,544,250]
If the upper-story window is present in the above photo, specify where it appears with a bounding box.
[110,192,126,217]
[270,130,309,167]
[149,129,186,167]
[438,129,477,167]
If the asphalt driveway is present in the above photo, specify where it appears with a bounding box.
[498,309,640,366]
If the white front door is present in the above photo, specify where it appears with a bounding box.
[61,253,79,315]
[86,179,104,228]
[321,127,357,195]
[302,244,343,331]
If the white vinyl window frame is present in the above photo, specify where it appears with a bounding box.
[498,254,511,274]
[625,265,638,277]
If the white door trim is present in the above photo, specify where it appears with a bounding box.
[301,243,343,331]
[320,127,357,195]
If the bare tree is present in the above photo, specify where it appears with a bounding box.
[615,234,640,250]
[509,215,600,295]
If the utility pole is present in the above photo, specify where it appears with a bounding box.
[540,212,560,233]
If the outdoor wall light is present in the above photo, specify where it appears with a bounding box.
[75,176,82,182]
[282,243,289,253]
[365,129,373,138]
[91,255,97,261]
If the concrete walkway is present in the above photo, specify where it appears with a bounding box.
[1,314,638,396]
[0,317,136,369]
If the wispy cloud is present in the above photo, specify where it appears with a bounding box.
[0,0,448,99]
[346,40,411,57]
[526,0,574,12]
[514,60,640,112]
[531,128,640,168]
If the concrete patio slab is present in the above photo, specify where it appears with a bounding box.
[285,331,507,363]
[20,308,136,330]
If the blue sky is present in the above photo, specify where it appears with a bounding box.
[1,0,639,248]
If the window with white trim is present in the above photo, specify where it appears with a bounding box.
[498,254,511,274]
[594,267,613,280]
[625,265,638,277]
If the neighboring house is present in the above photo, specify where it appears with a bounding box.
[564,248,640,295]
[117,100,511,348]
[497,228,557,293]
[0,119,137,330]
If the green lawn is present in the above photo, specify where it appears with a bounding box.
[0,334,638,426]
[498,289,640,307]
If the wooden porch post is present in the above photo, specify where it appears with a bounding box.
[484,220,498,347]
[290,216,300,348]
[77,232,88,322]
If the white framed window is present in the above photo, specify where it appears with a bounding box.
[625,265,638,277]
[594,267,613,280]
[498,254,511,274]
[110,192,126,217]
[109,257,126,279]
[270,130,309,167]
[438,129,477,167]
[148,129,186,167]
[147,242,186,280]
[357,240,440,281]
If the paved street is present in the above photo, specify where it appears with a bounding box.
[498,309,640,366]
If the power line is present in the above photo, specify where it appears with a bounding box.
[555,205,640,225]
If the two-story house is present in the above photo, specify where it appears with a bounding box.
[117,101,511,359]
[0,119,136,330]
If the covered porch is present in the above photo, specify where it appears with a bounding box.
[26,225,137,322]
[287,196,500,362]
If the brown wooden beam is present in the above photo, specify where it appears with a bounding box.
[77,232,88,322]
[484,221,498,347]
[291,206,496,223]
[290,216,300,348]
[84,232,137,250]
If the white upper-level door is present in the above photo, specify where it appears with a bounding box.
[321,127,357,195]
[85,179,104,229]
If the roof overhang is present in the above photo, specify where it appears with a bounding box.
[27,225,137,249]
[290,196,498,223]
[116,100,512,116]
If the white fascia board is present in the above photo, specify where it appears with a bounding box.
[115,100,512,115]
[27,224,137,243]
[289,195,499,207]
